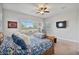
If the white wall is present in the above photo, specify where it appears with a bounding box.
[45,4,79,42]
[2,4,79,42]
[3,9,43,36]
[0,4,2,32]
[77,4,79,41]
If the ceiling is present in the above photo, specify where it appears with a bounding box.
[2,3,77,19]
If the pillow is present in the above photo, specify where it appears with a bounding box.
[20,29,38,35]
[12,34,27,50]
[15,32,30,45]
[33,32,46,39]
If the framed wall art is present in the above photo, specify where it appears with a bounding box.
[8,21,17,28]
[56,21,67,28]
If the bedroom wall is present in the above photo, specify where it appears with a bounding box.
[3,9,43,36]
[45,4,79,42]
[0,4,3,32]
[77,4,79,41]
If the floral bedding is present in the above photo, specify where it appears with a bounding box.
[0,35,53,55]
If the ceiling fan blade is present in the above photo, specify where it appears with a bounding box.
[44,11,50,13]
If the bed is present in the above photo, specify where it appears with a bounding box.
[0,34,55,55]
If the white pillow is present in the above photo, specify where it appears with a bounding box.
[34,32,45,39]
[20,29,38,35]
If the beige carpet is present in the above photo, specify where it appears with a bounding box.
[54,39,79,55]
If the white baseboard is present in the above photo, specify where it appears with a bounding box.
[57,37,79,43]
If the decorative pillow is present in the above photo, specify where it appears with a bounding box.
[15,32,30,45]
[33,32,46,39]
[12,34,27,50]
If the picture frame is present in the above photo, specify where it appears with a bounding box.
[56,21,66,28]
[8,21,17,28]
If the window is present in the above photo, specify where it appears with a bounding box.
[20,20,37,29]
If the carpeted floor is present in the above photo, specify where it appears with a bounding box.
[54,39,79,55]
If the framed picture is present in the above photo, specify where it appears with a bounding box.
[8,21,17,28]
[56,21,66,28]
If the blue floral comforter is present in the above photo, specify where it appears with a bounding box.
[0,36,53,55]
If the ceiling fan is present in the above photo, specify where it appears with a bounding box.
[36,4,50,15]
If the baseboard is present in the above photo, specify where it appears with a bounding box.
[57,37,79,43]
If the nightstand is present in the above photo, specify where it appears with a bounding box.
[47,35,57,43]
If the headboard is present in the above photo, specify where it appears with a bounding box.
[0,32,4,45]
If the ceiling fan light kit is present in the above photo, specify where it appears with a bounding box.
[36,4,50,15]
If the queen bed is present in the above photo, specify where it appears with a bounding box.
[0,32,55,55]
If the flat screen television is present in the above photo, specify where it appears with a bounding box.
[56,21,66,28]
